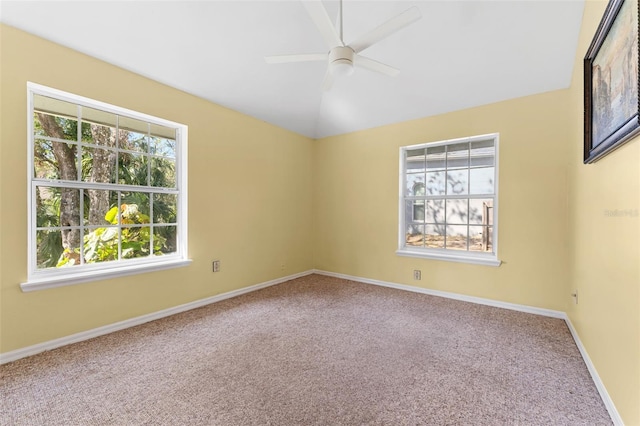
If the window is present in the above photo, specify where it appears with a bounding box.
[397,133,500,266]
[23,83,190,291]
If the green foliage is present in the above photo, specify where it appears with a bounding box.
[35,188,64,268]
[56,203,168,267]
[35,113,177,269]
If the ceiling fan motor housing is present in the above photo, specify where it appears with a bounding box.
[329,46,355,76]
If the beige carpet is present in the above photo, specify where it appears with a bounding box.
[1,274,612,425]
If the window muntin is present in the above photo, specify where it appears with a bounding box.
[399,134,499,265]
[27,83,188,283]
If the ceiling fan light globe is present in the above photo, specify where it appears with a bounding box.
[331,59,354,77]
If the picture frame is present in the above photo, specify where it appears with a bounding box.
[584,0,640,163]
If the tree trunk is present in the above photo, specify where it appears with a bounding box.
[36,113,80,251]
[87,125,117,225]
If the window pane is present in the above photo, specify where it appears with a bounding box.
[486,201,494,226]
[405,223,424,247]
[82,107,117,148]
[153,193,178,224]
[38,228,81,269]
[406,148,426,172]
[150,137,176,158]
[34,139,58,179]
[119,116,149,153]
[150,123,176,141]
[82,105,117,125]
[470,167,494,195]
[34,111,79,142]
[151,157,176,188]
[122,226,151,258]
[400,136,496,259]
[119,152,148,186]
[83,146,116,183]
[34,94,77,118]
[57,188,81,229]
[36,229,65,269]
[446,143,469,169]
[121,130,148,153]
[121,193,150,224]
[425,171,445,195]
[426,145,446,170]
[84,190,117,226]
[445,225,468,250]
[426,199,444,224]
[469,199,492,225]
[30,86,187,279]
[36,186,61,227]
[405,200,421,225]
[425,224,445,248]
[406,173,425,196]
[413,201,425,221]
[154,225,177,255]
[150,127,176,158]
[470,140,494,167]
[469,226,492,252]
[34,139,78,181]
[84,226,119,263]
[446,199,468,225]
[44,188,82,267]
[446,169,468,195]
[83,121,114,146]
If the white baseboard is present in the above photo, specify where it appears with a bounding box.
[0,270,313,365]
[1,268,623,425]
[313,269,566,318]
[564,318,624,426]
[313,269,623,425]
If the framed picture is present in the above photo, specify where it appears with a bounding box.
[584,0,639,163]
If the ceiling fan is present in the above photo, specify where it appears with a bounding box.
[265,0,422,90]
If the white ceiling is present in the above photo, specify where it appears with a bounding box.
[0,0,585,139]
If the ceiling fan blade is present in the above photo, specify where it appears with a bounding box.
[354,55,400,77]
[265,53,327,64]
[302,0,344,49]
[349,6,422,53]
[322,68,334,91]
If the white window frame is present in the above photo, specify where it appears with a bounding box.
[397,133,501,267]
[22,82,191,292]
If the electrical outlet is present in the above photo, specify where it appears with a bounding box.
[213,260,220,272]
[413,270,421,280]
[571,290,578,304]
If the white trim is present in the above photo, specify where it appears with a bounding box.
[27,82,185,128]
[2,270,314,364]
[564,317,624,426]
[396,248,501,267]
[398,133,500,265]
[2,268,624,423]
[313,269,563,317]
[403,133,501,150]
[312,269,622,425]
[21,259,193,292]
[493,134,500,258]
[26,82,189,283]
[177,125,188,259]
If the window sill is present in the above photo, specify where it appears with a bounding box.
[21,259,192,292]
[396,248,501,267]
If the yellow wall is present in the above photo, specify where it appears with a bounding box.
[0,24,314,353]
[313,2,639,422]
[2,3,639,422]
[567,2,640,424]
[313,89,573,311]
